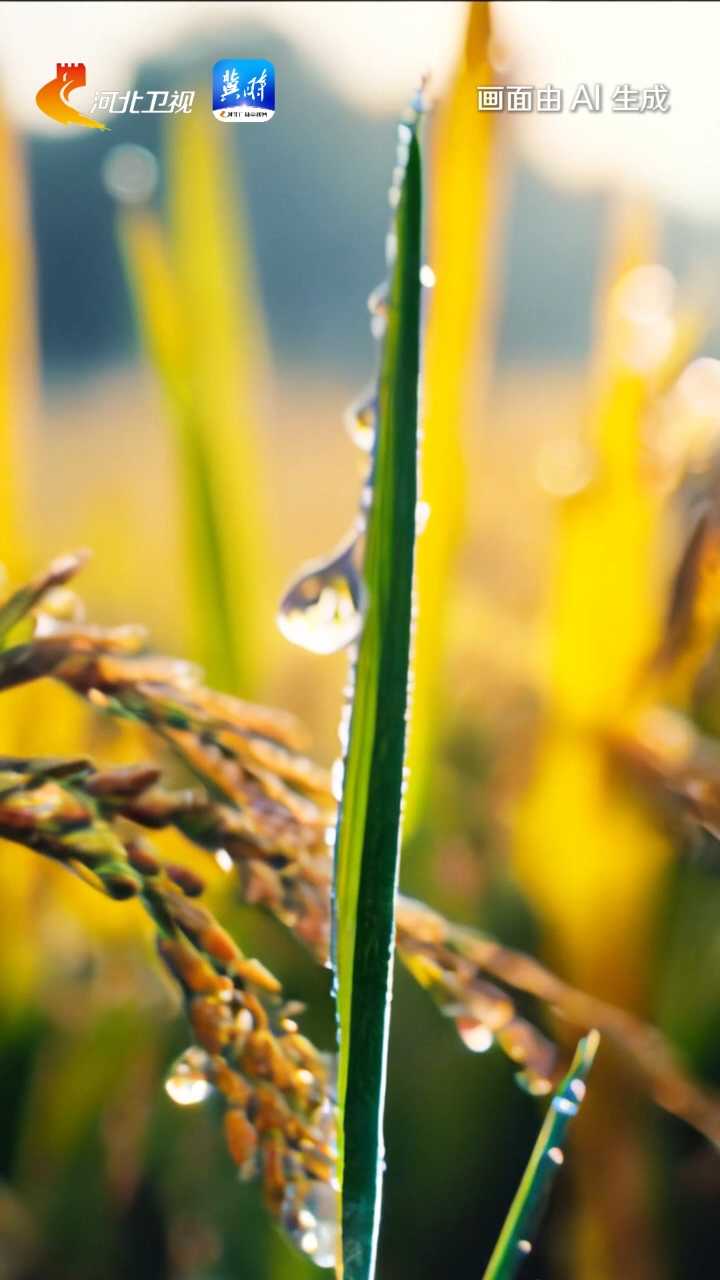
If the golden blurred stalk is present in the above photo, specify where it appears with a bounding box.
[0,105,36,574]
[513,208,675,1002]
[404,1,499,833]
[120,113,269,695]
[512,209,703,1280]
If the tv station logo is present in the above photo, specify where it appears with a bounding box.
[36,62,196,128]
[36,63,108,130]
[212,59,276,122]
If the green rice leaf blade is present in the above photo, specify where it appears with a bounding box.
[334,130,423,1280]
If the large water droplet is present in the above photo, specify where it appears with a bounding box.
[164,1047,213,1106]
[345,389,376,452]
[277,539,366,655]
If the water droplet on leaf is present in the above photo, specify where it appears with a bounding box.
[345,389,376,452]
[331,758,345,801]
[552,1095,579,1117]
[165,1047,213,1106]
[415,500,431,534]
[368,281,389,317]
[277,539,366,655]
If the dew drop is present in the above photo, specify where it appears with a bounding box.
[331,758,345,801]
[547,1146,564,1166]
[420,264,436,289]
[338,702,353,752]
[164,1047,213,1106]
[415,500,431,534]
[370,314,387,340]
[344,389,376,452]
[215,848,234,873]
[277,539,366,655]
[570,1079,586,1103]
[455,1016,494,1054]
[518,1239,532,1256]
[552,1095,579,1117]
[368,281,389,318]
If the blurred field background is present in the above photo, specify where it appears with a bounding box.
[3,2,720,1278]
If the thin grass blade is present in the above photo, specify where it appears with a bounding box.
[482,1030,600,1280]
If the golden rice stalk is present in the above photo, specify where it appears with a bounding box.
[3,554,720,1151]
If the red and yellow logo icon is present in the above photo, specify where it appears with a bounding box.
[36,63,107,130]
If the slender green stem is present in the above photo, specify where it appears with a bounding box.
[482,1030,600,1280]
